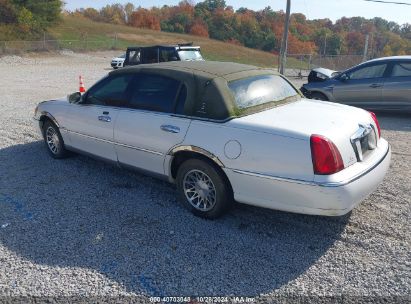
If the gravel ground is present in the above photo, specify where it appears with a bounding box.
[0,52,410,303]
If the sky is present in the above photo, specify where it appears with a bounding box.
[64,0,411,25]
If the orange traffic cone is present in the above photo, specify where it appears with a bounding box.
[79,75,86,93]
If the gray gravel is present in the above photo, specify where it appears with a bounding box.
[0,52,410,302]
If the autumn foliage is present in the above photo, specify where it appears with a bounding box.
[71,0,411,57]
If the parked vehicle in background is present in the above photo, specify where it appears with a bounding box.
[110,53,125,69]
[124,43,203,67]
[33,61,390,219]
[301,56,411,112]
[307,67,339,83]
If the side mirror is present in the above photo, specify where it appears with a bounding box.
[339,73,349,82]
[68,92,82,104]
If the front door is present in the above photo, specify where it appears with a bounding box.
[333,62,388,107]
[65,73,134,161]
[114,73,190,175]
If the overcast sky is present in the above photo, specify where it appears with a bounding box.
[64,0,411,25]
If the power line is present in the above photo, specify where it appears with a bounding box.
[363,0,411,5]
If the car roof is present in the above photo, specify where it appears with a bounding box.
[127,44,200,50]
[365,55,411,64]
[112,60,272,78]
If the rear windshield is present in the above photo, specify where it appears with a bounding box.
[178,50,203,61]
[228,74,299,109]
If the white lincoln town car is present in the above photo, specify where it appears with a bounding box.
[33,61,391,219]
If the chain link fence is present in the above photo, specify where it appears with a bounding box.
[284,54,364,78]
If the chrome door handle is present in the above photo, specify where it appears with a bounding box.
[369,83,382,88]
[98,115,111,122]
[160,125,180,133]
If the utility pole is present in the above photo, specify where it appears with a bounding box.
[363,34,369,62]
[279,0,291,75]
[323,33,327,56]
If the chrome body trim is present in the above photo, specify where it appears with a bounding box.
[350,123,376,162]
[169,145,225,168]
[232,144,390,188]
[64,129,163,156]
[160,124,180,133]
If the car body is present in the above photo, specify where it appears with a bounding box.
[110,54,125,69]
[124,44,203,67]
[33,61,391,218]
[307,67,339,83]
[301,56,411,112]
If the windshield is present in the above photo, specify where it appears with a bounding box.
[178,50,203,61]
[228,74,299,109]
[119,54,126,58]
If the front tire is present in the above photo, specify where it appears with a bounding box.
[42,120,69,159]
[176,158,233,219]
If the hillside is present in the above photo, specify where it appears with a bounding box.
[48,15,278,68]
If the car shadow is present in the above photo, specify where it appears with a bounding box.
[0,141,350,296]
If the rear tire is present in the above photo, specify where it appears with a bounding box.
[42,120,69,159]
[311,92,328,101]
[176,158,233,219]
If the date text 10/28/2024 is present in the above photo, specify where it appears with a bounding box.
[149,296,256,303]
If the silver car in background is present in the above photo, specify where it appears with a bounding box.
[301,56,411,112]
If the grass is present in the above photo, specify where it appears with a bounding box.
[48,15,279,68]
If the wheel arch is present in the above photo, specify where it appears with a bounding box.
[310,90,329,101]
[167,146,233,194]
[39,112,59,130]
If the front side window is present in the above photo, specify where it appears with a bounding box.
[160,48,178,62]
[391,62,411,77]
[348,64,387,80]
[128,74,181,113]
[85,74,134,107]
[228,74,299,109]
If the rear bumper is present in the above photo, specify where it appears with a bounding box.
[225,139,391,216]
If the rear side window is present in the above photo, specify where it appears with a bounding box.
[85,74,133,107]
[391,62,411,77]
[348,64,387,80]
[142,48,158,64]
[228,74,298,109]
[128,74,181,113]
[128,50,141,65]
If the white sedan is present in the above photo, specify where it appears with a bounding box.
[110,53,125,69]
[33,61,391,219]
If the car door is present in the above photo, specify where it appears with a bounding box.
[381,60,411,110]
[64,73,134,161]
[114,73,191,175]
[332,62,388,107]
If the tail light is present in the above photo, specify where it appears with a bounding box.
[369,112,381,138]
[310,135,344,175]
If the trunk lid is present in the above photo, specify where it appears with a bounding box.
[228,98,378,168]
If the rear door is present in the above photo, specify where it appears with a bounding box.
[381,60,411,110]
[65,73,134,161]
[114,73,191,175]
[332,62,388,107]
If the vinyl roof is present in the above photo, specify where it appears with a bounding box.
[116,60,271,78]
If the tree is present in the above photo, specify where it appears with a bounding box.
[0,0,62,39]
[189,19,209,37]
[129,9,161,31]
